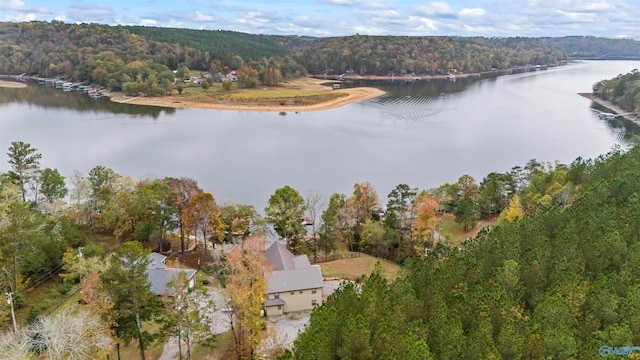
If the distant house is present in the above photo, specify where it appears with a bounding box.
[264,242,323,316]
[146,252,197,296]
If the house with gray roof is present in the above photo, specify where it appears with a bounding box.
[146,252,197,296]
[264,241,323,316]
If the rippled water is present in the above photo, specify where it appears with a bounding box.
[1,60,639,207]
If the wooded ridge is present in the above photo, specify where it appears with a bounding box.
[2,21,640,89]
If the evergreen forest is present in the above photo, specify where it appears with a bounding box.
[293,145,640,359]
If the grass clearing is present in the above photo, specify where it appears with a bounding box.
[319,253,401,282]
[166,78,347,107]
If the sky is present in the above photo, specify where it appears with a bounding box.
[0,0,638,38]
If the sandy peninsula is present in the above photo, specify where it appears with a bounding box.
[0,80,27,88]
[110,77,385,112]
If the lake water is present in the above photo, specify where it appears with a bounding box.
[1,60,639,209]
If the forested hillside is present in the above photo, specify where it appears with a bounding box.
[593,69,640,115]
[297,35,568,76]
[2,21,640,87]
[293,145,640,359]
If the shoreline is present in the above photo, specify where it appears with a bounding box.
[578,93,640,125]
[0,80,27,88]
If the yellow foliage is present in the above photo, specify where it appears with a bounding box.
[498,195,524,224]
[226,235,270,358]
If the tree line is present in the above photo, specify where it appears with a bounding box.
[3,21,640,93]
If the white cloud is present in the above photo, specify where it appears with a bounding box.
[408,16,438,31]
[140,19,157,26]
[553,8,597,22]
[414,1,456,17]
[0,0,27,10]
[23,12,36,21]
[317,0,352,5]
[580,1,613,12]
[459,8,485,17]
[195,11,213,21]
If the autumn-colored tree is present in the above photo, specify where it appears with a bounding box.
[347,181,381,225]
[412,192,439,253]
[168,178,203,253]
[185,192,225,251]
[201,78,211,91]
[225,235,270,359]
[497,194,524,224]
[237,65,259,88]
[261,67,282,86]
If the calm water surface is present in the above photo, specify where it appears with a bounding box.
[1,60,639,208]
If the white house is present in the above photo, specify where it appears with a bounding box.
[146,252,197,296]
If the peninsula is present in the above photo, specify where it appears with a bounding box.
[109,77,385,112]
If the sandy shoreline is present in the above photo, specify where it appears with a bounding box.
[579,93,640,125]
[111,79,385,112]
[0,80,27,88]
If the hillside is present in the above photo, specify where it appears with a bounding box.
[294,145,640,359]
[2,21,640,86]
[592,69,640,118]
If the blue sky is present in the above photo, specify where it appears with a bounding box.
[1,0,638,38]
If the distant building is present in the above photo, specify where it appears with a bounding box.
[264,242,323,316]
[146,252,197,296]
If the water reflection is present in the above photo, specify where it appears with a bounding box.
[590,101,640,141]
[0,83,175,118]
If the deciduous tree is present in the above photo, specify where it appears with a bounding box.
[87,165,119,216]
[265,185,306,254]
[412,193,439,253]
[38,168,67,204]
[185,192,225,251]
[347,181,381,225]
[225,235,269,359]
[26,308,113,360]
[162,272,215,360]
[168,177,202,253]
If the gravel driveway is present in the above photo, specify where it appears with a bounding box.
[160,279,343,359]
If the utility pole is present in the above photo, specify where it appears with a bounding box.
[6,292,17,333]
[13,237,18,292]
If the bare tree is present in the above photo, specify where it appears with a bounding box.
[305,190,325,262]
[0,329,31,360]
[0,308,113,360]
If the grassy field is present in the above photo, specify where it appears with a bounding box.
[318,253,401,282]
[177,84,346,106]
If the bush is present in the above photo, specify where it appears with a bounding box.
[57,282,72,295]
[82,242,108,258]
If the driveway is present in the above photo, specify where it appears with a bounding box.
[159,279,343,359]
